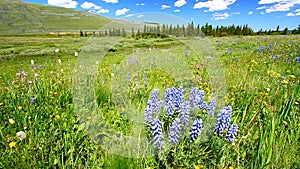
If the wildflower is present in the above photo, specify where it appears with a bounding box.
[286,57,291,62]
[180,101,190,126]
[215,106,232,135]
[30,97,35,104]
[55,48,60,53]
[197,90,205,105]
[16,131,26,140]
[57,59,61,64]
[226,123,238,142]
[152,117,164,149]
[197,77,202,82]
[296,57,300,63]
[288,75,296,79]
[75,51,78,57]
[31,60,34,65]
[127,72,131,81]
[9,141,16,148]
[144,103,153,124]
[0,102,3,106]
[113,64,116,71]
[96,61,99,65]
[200,101,207,111]
[17,106,22,110]
[165,88,173,103]
[143,71,147,85]
[169,118,181,145]
[190,118,203,142]
[166,101,173,118]
[229,47,233,53]
[266,88,270,92]
[55,114,60,120]
[207,98,217,115]
[111,73,114,77]
[9,118,15,125]
[282,80,289,84]
[189,87,198,109]
[150,89,160,113]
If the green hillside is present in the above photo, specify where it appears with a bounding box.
[0,0,112,34]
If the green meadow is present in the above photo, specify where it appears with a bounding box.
[0,34,299,169]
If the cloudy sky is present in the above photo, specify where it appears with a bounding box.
[23,0,300,31]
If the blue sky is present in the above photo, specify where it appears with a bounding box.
[23,0,300,31]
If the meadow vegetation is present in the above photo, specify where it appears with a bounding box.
[0,34,299,168]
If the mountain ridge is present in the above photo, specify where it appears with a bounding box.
[0,0,112,34]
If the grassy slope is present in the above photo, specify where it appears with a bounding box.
[0,0,112,34]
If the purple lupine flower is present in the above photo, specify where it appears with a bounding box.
[166,101,173,118]
[215,106,232,135]
[275,56,279,61]
[286,57,291,63]
[197,90,205,106]
[135,77,140,87]
[229,47,233,53]
[144,103,153,124]
[169,118,181,145]
[171,87,180,111]
[200,101,207,111]
[180,101,190,126]
[127,72,131,81]
[226,123,238,143]
[269,44,273,49]
[189,87,198,110]
[296,57,300,63]
[152,117,164,149]
[207,98,217,115]
[178,86,184,104]
[150,89,160,113]
[190,118,203,142]
[143,71,147,85]
[165,88,173,103]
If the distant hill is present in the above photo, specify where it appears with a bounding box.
[0,0,112,34]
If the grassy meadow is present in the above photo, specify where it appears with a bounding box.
[0,34,299,169]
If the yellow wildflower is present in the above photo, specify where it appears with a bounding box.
[17,106,22,110]
[9,141,16,148]
[231,98,236,101]
[203,109,207,113]
[0,102,3,106]
[55,115,60,120]
[288,75,296,79]
[282,80,289,84]
[9,118,15,125]
[195,165,202,169]
[229,167,234,169]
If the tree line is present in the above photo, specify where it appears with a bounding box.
[79,22,300,38]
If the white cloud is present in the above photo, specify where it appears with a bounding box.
[81,2,96,9]
[211,11,240,20]
[175,0,187,7]
[137,14,144,18]
[193,0,237,11]
[248,11,253,14]
[174,9,180,12]
[212,12,230,20]
[162,4,171,9]
[136,3,145,6]
[103,0,118,3]
[116,8,130,16]
[48,0,78,8]
[94,6,101,9]
[256,6,267,10]
[97,8,109,13]
[258,0,281,4]
[287,12,295,16]
[125,14,135,17]
[260,11,265,14]
[257,0,300,13]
